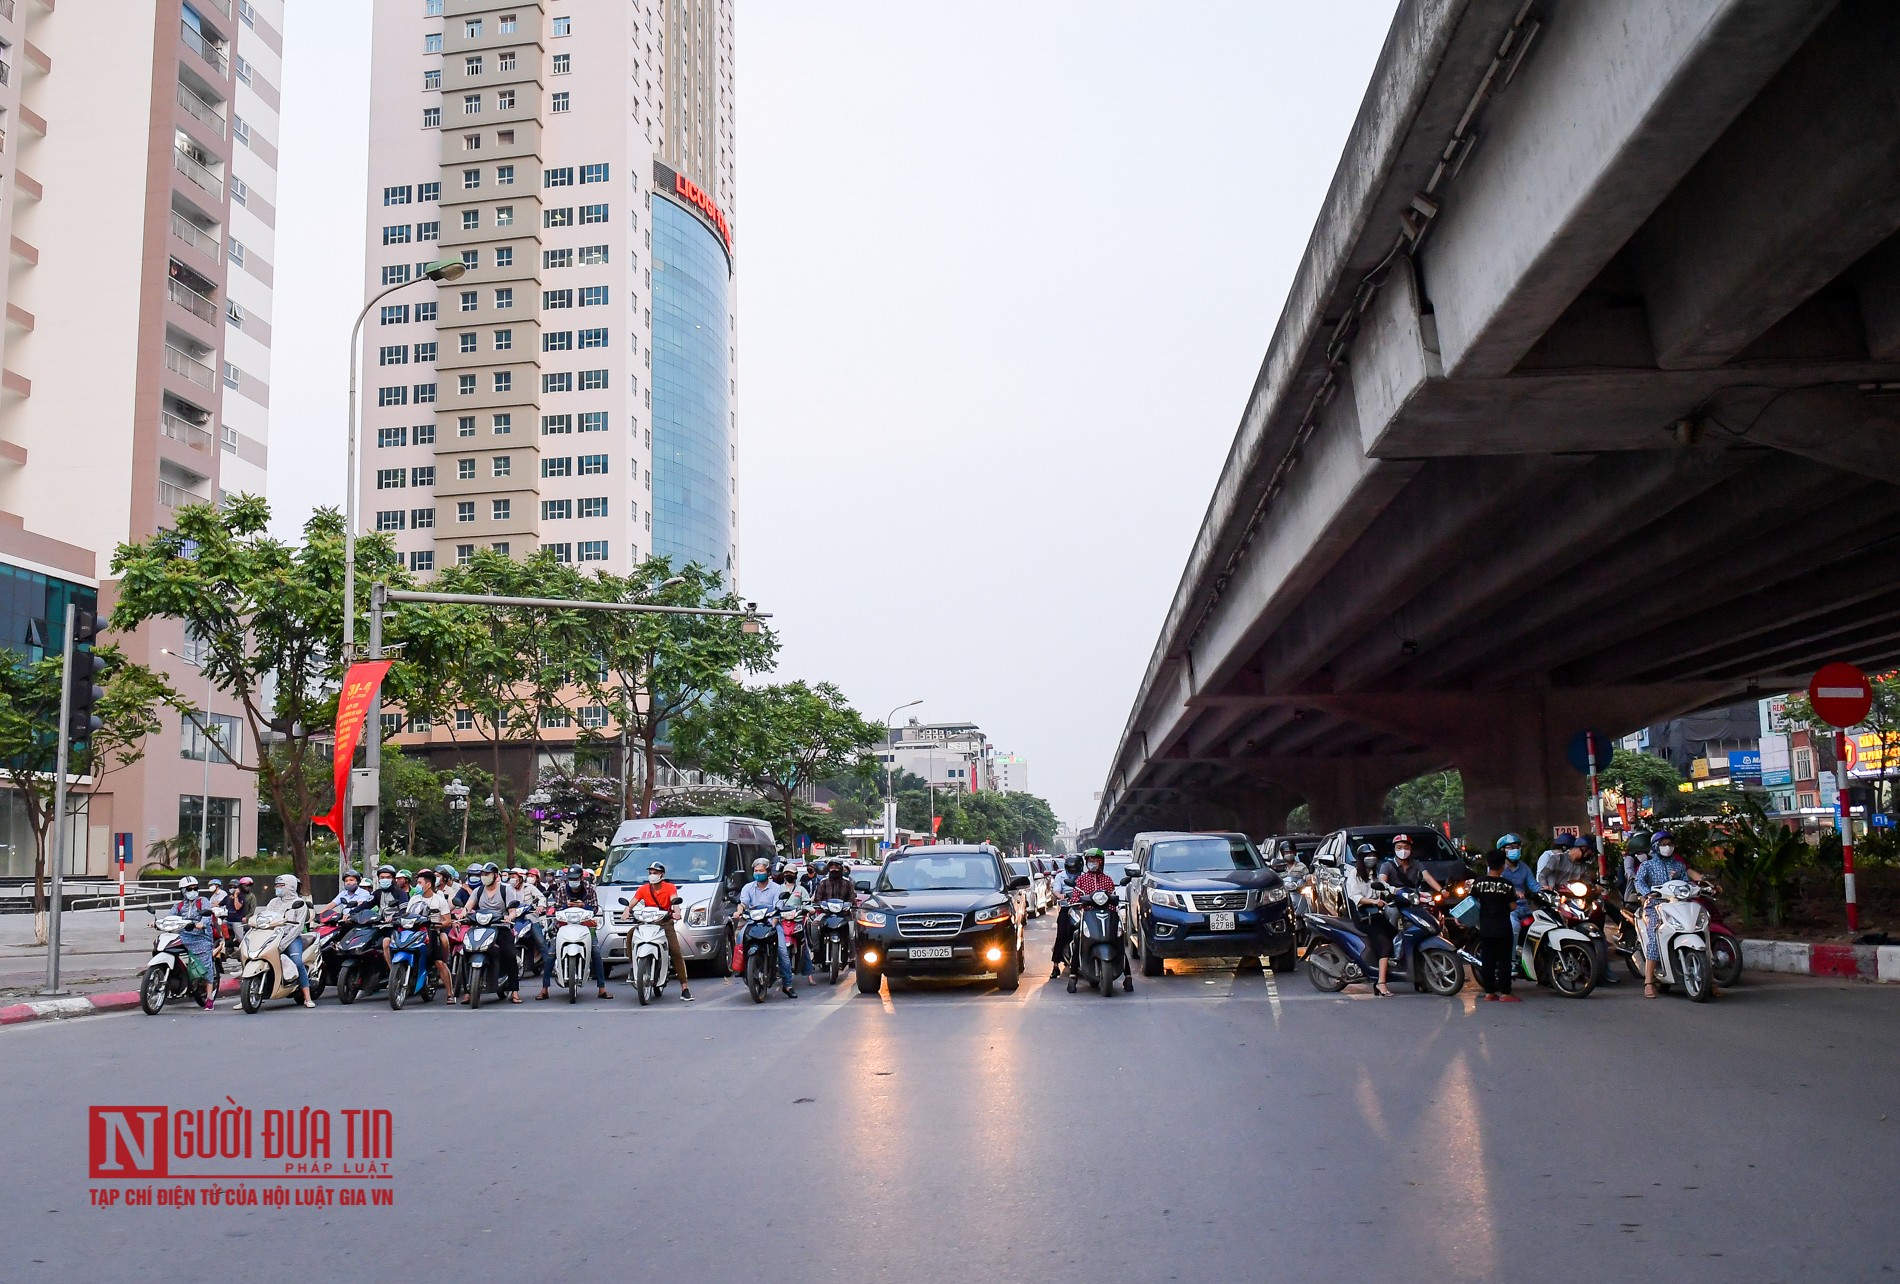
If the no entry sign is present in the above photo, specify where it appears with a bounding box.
[1808,663,1874,729]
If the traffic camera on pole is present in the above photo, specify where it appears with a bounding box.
[66,609,109,743]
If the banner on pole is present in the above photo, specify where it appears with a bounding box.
[311,661,392,840]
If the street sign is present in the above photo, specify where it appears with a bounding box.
[1552,825,1581,841]
[1843,738,1859,771]
[1566,728,1614,775]
[1873,813,1894,829]
[1808,662,1874,728]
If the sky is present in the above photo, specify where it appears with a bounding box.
[272,1,1399,828]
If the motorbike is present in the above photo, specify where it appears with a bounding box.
[808,898,853,985]
[1640,879,1717,1001]
[139,910,222,1015]
[627,899,681,1006]
[1303,887,1464,996]
[1064,887,1132,996]
[387,907,436,1010]
[458,909,511,1008]
[237,906,317,1013]
[333,908,393,1005]
[740,904,786,1003]
[550,906,597,1003]
[307,905,351,999]
[515,909,547,983]
[1696,888,1744,987]
[1515,886,1600,998]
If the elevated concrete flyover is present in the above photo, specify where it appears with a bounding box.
[1093,0,1900,846]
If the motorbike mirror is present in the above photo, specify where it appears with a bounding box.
[670,895,683,906]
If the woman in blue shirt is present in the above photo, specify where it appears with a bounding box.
[1631,829,1713,997]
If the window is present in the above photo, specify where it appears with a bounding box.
[580,163,609,184]
[457,374,477,396]
[378,386,408,407]
[540,708,571,729]
[544,207,573,228]
[462,168,481,190]
[410,550,435,572]
[463,133,482,151]
[494,288,514,309]
[578,328,608,349]
[380,304,410,325]
[580,203,608,224]
[379,345,408,366]
[464,55,484,76]
[492,412,512,434]
[181,712,241,764]
[456,501,475,522]
[551,92,571,113]
[241,0,258,26]
[578,245,609,265]
[578,454,609,475]
[546,542,573,564]
[413,341,438,362]
[552,15,572,36]
[236,54,253,85]
[412,506,436,528]
[496,90,516,110]
[579,497,609,518]
[231,178,249,208]
[233,116,252,146]
[384,185,413,206]
[464,18,482,37]
[375,510,405,531]
[411,465,435,487]
[492,456,511,478]
[542,456,572,477]
[457,459,476,480]
[416,300,438,321]
[579,411,608,432]
[543,372,574,394]
[493,372,512,393]
[419,182,441,202]
[553,53,571,75]
[493,329,513,351]
[1795,747,1816,780]
[541,415,572,434]
[417,220,441,242]
[579,370,608,391]
[228,239,247,268]
[415,423,436,445]
[496,165,514,185]
[463,94,481,115]
[491,499,511,521]
[423,107,442,128]
[543,331,574,352]
[496,206,514,227]
[541,499,572,520]
[578,540,609,562]
[382,224,412,246]
[499,13,517,34]
[424,32,444,53]
[461,210,480,231]
[459,332,478,354]
[377,426,408,448]
[543,166,575,187]
[543,289,573,309]
[460,249,479,270]
[457,416,476,437]
[376,468,406,490]
[580,286,608,307]
[424,69,441,90]
[498,51,516,72]
[544,248,574,270]
[455,709,476,731]
[456,546,475,567]
[414,382,437,404]
[495,247,514,268]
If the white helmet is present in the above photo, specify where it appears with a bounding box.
[274,874,298,896]
[178,875,199,894]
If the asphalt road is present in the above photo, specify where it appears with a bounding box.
[3,916,1897,1283]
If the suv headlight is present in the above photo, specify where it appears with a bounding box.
[686,902,710,926]
[855,909,887,928]
[970,904,1011,925]
[1260,886,1288,904]
[1149,888,1187,910]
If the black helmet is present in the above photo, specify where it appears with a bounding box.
[827,859,845,876]
[1064,855,1083,874]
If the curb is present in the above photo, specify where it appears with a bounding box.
[1741,939,1900,983]
[0,976,239,1026]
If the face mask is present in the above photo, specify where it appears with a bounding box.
[1657,844,1675,858]
[342,882,358,894]
[1505,849,1522,863]
[753,872,769,883]
[377,878,392,890]
[483,873,498,885]
[645,873,661,885]
[1395,850,1411,860]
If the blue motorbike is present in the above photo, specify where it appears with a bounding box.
[387,907,436,1010]
[1302,887,1464,996]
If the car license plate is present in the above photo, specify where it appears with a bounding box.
[909,945,952,960]
[1208,912,1237,932]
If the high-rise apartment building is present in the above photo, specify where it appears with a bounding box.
[359,0,738,585]
[0,0,283,875]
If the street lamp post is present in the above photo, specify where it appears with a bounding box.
[618,575,686,822]
[525,789,552,857]
[444,778,470,861]
[397,796,420,860]
[882,700,921,846]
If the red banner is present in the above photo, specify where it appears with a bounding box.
[930,815,942,835]
[311,661,392,840]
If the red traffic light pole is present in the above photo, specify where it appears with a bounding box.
[1809,663,1874,934]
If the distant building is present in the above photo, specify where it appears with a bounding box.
[874,719,988,792]
[990,752,1030,795]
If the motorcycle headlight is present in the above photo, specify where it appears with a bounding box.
[1149,888,1187,910]
[1567,881,1591,898]
[855,909,887,928]
[971,904,1012,925]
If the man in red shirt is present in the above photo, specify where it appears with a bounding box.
[630,860,693,1002]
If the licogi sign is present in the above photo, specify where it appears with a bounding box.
[653,159,731,254]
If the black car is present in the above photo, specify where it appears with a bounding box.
[1307,825,1471,916]
[1123,831,1298,976]
[852,845,1030,995]
[1261,832,1324,870]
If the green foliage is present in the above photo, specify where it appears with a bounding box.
[1286,803,1312,831]
[1705,802,1811,927]
[927,790,1060,851]
[534,772,625,862]
[1599,749,1685,811]
[1383,770,1463,834]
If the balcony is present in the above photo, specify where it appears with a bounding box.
[167,276,217,324]
[176,82,226,138]
[171,212,220,260]
[180,21,227,76]
[173,147,224,202]
[157,479,205,510]
[164,346,216,389]
[0,1,15,20]
[160,411,214,452]
[0,61,9,88]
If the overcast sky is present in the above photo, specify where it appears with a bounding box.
[272,1,1398,827]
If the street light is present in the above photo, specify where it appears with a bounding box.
[525,788,552,856]
[883,700,922,845]
[443,777,471,861]
[617,575,686,822]
[161,647,215,869]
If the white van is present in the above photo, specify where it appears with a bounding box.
[597,815,779,975]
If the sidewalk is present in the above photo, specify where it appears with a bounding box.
[0,909,156,999]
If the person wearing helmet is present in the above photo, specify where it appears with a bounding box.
[460,861,526,1001]
[629,861,692,1001]
[260,872,316,1008]
[230,876,257,926]
[393,868,414,901]
[1345,842,1398,996]
[1493,833,1540,913]
[1630,829,1714,998]
[408,868,457,1000]
[1378,834,1443,896]
[1537,835,1594,892]
[324,869,371,915]
[1048,854,1086,977]
[810,859,856,906]
[541,864,610,1000]
[506,866,550,978]
[171,875,223,1009]
[737,856,798,998]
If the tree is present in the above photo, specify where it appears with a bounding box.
[1383,770,1464,835]
[379,746,446,864]
[110,497,408,890]
[652,787,848,848]
[535,771,625,863]
[0,646,181,934]
[674,681,881,851]
[1599,748,1685,814]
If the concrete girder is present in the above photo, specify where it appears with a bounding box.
[1634,1,1900,370]
[1742,386,1900,486]
[1687,605,1900,683]
[1862,235,1900,362]
[1424,0,1835,380]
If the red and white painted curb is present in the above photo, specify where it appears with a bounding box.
[0,976,239,1026]
[1741,939,1900,983]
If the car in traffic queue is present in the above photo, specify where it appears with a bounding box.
[1123,831,1298,976]
[852,844,1031,994]
[1306,825,1469,918]
[1005,857,1049,917]
[595,815,780,976]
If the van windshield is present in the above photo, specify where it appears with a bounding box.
[606,842,724,885]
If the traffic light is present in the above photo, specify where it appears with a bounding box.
[1844,784,1877,814]
[65,609,110,744]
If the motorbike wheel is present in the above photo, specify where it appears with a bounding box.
[468,963,484,1009]
[1549,945,1598,998]
[567,976,579,1004]
[239,973,265,1014]
[389,961,411,1012]
[636,956,654,1007]
[1710,934,1743,988]
[997,947,1020,993]
[1305,944,1350,993]
[1419,948,1466,997]
[337,962,360,1005]
[1678,947,1712,1002]
[140,966,170,1015]
[828,942,843,986]
[746,952,767,1004]
[1098,957,1115,998]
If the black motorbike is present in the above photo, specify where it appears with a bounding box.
[458,910,512,1008]
[808,898,853,985]
[740,904,785,1003]
[332,907,392,1004]
[1065,887,1132,996]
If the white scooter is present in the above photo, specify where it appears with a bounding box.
[627,898,681,1006]
[1644,879,1715,1002]
[139,908,223,1015]
[550,906,597,1003]
[237,907,317,1013]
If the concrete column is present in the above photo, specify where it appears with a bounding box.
[1198,781,1307,838]
[1250,754,1441,835]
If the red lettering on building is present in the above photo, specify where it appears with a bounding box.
[673,172,732,251]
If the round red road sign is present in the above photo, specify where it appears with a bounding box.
[1808,662,1874,728]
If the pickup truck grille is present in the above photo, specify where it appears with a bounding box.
[897,913,964,940]
[1190,891,1250,912]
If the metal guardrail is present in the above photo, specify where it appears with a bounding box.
[176,81,226,138]
[0,880,175,913]
[158,479,204,510]
[173,146,224,201]
[164,345,215,388]
[171,212,220,260]
[161,410,213,451]
[167,276,217,324]
[180,20,227,75]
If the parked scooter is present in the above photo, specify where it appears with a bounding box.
[1304,888,1464,996]
[386,906,436,1010]
[1696,887,1744,987]
[139,910,222,1015]
[550,905,598,1003]
[308,905,350,999]
[1064,885,1132,996]
[1641,879,1717,1001]
[740,905,786,1003]
[808,898,854,986]
[237,907,317,1013]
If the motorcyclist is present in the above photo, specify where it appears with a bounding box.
[459,862,525,1002]
[393,868,414,902]
[171,875,223,1010]
[1344,843,1396,997]
[407,868,456,1000]
[1538,836,1595,891]
[630,860,693,1002]
[371,863,404,917]
[1063,850,1125,985]
[811,859,857,906]
[1376,833,1443,895]
[1631,828,1715,999]
[1493,833,1540,914]
[508,867,550,981]
[737,856,799,998]
[1049,854,1085,978]
[259,872,316,1008]
[540,864,610,1000]
[324,870,372,915]
[774,865,815,982]
[229,876,257,925]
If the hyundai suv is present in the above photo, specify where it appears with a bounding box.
[1124,831,1296,976]
[852,845,1030,995]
